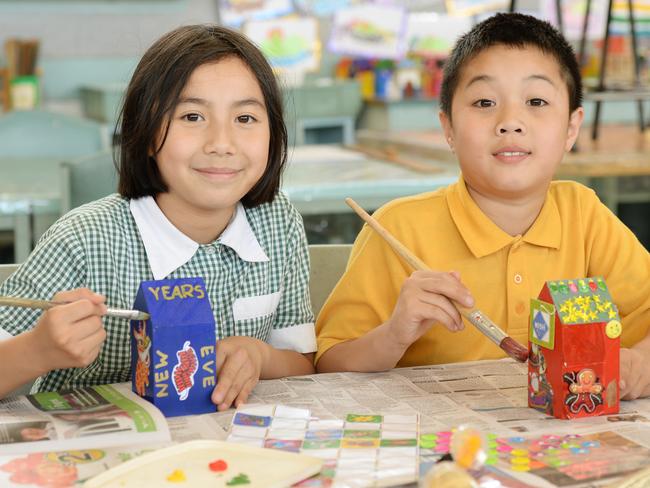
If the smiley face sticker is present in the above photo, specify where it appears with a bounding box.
[606,320,622,339]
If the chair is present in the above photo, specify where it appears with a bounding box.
[60,150,118,213]
[0,263,18,283]
[0,110,108,159]
[308,244,352,318]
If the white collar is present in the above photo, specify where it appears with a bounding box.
[130,197,268,280]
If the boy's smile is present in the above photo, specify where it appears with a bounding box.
[440,44,583,220]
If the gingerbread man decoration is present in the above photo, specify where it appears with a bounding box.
[563,369,603,414]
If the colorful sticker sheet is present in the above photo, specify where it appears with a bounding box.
[227,405,419,487]
[420,430,650,487]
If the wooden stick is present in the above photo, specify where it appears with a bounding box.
[0,296,150,321]
[346,144,443,174]
[345,197,529,363]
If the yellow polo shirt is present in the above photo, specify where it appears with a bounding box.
[316,177,650,367]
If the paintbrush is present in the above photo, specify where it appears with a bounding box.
[0,296,150,321]
[345,197,529,363]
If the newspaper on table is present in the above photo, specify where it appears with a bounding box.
[0,383,170,456]
[206,359,650,488]
[0,381,227,487]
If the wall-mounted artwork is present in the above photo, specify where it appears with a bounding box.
[294,0,353,17]
[406,12,471,56]
[542,0,649,41]
[218,0,294,28]
[612,0,650,35]
[244,17,320,72]
[445,0,509,16]
[542,0,607,40]
[328,4,408,59]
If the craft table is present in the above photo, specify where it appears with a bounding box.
[356,127,650,213]
[5,360,650,487]
[282,145,459,215]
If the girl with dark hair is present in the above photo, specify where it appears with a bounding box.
[0,25,316,409]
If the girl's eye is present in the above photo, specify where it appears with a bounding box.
[473,99,495,108]
[528,98,548,107]
[182,113,204,122]
[237,114,257,124]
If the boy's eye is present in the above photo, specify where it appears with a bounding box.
[473,99,495,108]
[182,113,204,122]
[528,98,548,107]
[236,114,257,124]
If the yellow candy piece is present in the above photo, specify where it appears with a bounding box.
[511,456,530,465]
[166,469,187,483]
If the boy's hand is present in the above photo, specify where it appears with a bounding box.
[620,348,650,400]
[387,270,473,348]
[212,336,266,411]
[31,289,107,373]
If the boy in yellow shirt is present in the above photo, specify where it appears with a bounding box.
[316,13,650,400]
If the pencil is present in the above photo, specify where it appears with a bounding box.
[0,296,150,321]
[345,197,529,363]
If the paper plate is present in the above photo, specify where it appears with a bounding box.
[83,440,323,488]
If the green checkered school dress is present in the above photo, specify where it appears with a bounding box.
[0,192,313,393]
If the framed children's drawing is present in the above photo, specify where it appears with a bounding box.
[244,17,321,74]
[445,0,509,16]
[328,4,408,59]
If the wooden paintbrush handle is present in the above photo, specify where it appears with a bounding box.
[345,197,529,363]
[345,198,429,271]
[345,197,472,312]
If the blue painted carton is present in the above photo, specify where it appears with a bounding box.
[130,277,217,417]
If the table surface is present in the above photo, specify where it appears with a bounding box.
[356,127,650,179]
[283,145,459,214]
[1,359,650,486]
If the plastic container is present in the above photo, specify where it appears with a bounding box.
[79,83,126,124]
[83,440,323,488]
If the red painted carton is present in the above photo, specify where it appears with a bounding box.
[528,277,620,419]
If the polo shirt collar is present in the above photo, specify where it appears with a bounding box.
[130,197,268,280]
[448,175,561,258]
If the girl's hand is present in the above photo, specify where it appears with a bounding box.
[386,270,473,349]
[620,347,650,400]
[212,336,267,411]
[31,289,107,372]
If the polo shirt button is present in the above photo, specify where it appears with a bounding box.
[514,273,523,284]
[515,302,526,314]
[205,246,216,254]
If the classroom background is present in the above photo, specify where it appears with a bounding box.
[0,0,648,264]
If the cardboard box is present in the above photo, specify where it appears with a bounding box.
[130,277,217,417]
[528,277,620,419]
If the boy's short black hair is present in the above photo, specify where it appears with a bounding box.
[116,24,287,207]
[440,13,583,118]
